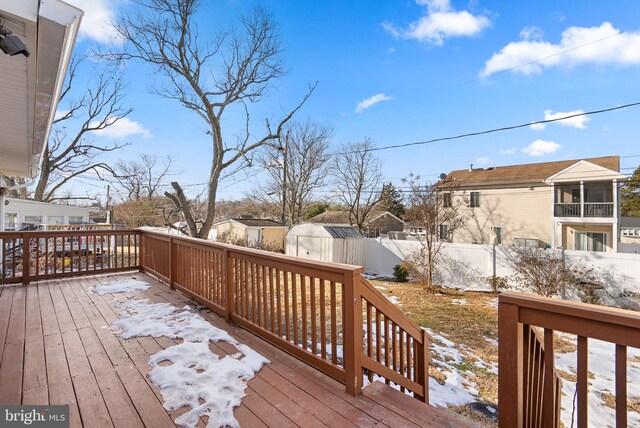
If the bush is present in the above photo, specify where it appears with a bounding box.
[393,264,409,282]
[488,276,507,294]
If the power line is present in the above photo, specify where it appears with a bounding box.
[338,101,640,155]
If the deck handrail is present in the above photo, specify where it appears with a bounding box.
[499,291,640,427]
[360,277,430,401]
[138,230,428,399]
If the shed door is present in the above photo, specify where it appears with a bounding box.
[247,228,261,245]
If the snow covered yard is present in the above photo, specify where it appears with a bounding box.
[369,279,640,428]
[94,279,269,428]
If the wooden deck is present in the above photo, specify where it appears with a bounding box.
[0,272,471,427]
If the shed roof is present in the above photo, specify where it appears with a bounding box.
[323,226,363,239]
[445,156,619,186]
[306,210,400,225]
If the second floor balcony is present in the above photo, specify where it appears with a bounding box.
[553,181,616,219]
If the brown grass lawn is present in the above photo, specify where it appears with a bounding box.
[369,279,500,426]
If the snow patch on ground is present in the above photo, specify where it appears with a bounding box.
[484,336,498,347]
[91,279,151,295]
[555,338,640,428]
[387,295,402,306]
[112,299,268,428]
[485,298,499,309]
[451,299,468,306]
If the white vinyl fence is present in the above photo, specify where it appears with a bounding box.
[363,238,640,299]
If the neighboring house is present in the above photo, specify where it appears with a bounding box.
[620,216,640,253]
[1,198,90,231]
[211,218,288,251]
[286,223,363,265]
[442,156,626,252]
[306,210,404,238]
[403,221,427,237]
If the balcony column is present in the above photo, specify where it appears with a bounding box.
[580,181,585,218]
[613,179,619,252]
[550,183,556,247]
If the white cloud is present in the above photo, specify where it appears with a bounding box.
[66,0,123,45]
[529,122,547,130]
[530,109,591,130]
[522,139,561,157]
[499,148,517,155]
[475,156,489,164]
[355,93,393,113]
[519,26,544,41]
[383,0,491,46]
[54,110,70,121]
[481,22,640,77]
[90,117,152,139]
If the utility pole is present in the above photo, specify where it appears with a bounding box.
[281,133,289,226]
[106,185,113,226]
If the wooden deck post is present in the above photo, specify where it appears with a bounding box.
[343,272,363,396]
[498,299,524,428]
[22,232,30,285]
[225,249,234,323]
[416,328,430,403]
[137,231,144,272]
[168,236,174,289]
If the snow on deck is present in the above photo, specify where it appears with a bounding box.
[111,299,269,428]
[91,279,151,295]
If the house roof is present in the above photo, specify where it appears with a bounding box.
[323,226,363,239]
[228,218,286,227]
[444,156,620,187]
[306,210,401,225]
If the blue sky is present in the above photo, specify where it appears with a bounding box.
[62,0,640,201]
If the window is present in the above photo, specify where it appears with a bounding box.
[23,216,42,225]
[491,226,503,245]
[69,216,84,224]
[571,188,581,203]
[438,224,450,241]
[622,228,640,237]
[470,192,480,208]
[47,216,64,225]
[575,232,607,252]
[4,213,17,231]
[443,193,452,208]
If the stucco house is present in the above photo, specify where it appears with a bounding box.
[441,156,626,252]
[210,218,288,251]
[306,210,404,238]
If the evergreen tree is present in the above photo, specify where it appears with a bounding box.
[378,182,405,219]
[621,165,640,217]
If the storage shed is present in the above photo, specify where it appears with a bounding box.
[1,197,91,231]
[285,223,363,266]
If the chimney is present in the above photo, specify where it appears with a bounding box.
[469,163,474,172]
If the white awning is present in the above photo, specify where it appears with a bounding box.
[0,0,82,178]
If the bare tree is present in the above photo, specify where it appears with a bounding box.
[33,56,132,202]
[253,120,332,226]
[110,0,314,238]
[403,174,468,290]
[115,154,173,200]
[332,139,383,233]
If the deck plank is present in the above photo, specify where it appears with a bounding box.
[22,285,48,404]
[0,340,24,404]
[0,286,14,361]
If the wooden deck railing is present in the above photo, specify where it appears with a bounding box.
[138,231,429,399]
[1,228,429,400]
[499,292,640,428]
[0,229,139,285]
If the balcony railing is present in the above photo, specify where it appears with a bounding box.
[554,202,614,218]
[499,292,640,427]
[0,229,429,402]
[584,202,614,217]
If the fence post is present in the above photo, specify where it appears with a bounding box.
[225,249,234,323]
[22,232,31,285]
[416,329,430,403]
[498,298,524,428]
[137,231,144,272]
[343,271,363,396]
[168,236,174,289]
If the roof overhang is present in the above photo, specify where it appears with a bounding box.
[545,160,627,183]
[0,0,82,178]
